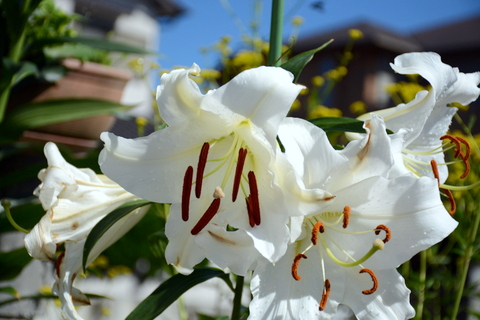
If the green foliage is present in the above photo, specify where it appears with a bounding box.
[280,39,333,83]
[126,268,232,320]
[82,199,152,271]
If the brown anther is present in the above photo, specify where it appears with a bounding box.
[441,188,456,215]
[375,224,391,243]
[460,157,471,179]
[456,136,471,160]
[311,222,325,245]
[359,268,378,295]
[195,142,210,198]
[291,253,307,280]
[248,171,261,226]
[319,279,331,311]
[232,148,248,202]
[182,166,194,221]
[441,135,462,158]
[430,160,441,186]
[456,150,471,179]
[342,206,351,228]
[191,198,221,235]
[245,196,256,227]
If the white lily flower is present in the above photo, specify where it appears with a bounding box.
[100,64,307,274]
[24,142,149,320]
[249,116,457,319]
[349,52,480,184]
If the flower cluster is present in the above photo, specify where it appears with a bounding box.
[25,52,479,319]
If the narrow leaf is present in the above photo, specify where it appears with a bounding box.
[126,268,228,320]
[0,286,19,299]
[309,117,366,133]
[82,200,151,270]
[0,98,133,138]
[281,39,334,82]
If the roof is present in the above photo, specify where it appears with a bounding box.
[412,15,480,53]
[294,21,423,54]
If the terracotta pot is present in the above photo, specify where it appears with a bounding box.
[12,59,132,151]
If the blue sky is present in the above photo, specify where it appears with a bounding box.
[158,0,480,69]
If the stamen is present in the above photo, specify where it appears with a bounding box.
[441,135,462,158]
[191,198,221,235]
[456,136,471,160]
[292,253,308,280]
[213,186,225,199]
[430,160,440,186]
[232,148,247,202]
[246,196,256,227]
[359,268,378,295]
[375,224,391,243]
[441,188,456,215]
[457,150,470,179]
[195,142,210,198]
[248,171,261,226]
[342,206,350,228]
[311,222,325,245]
[319,279,331,311]
[182,166,194,221]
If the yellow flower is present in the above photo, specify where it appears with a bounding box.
[291,16,304,27]
[349,29,364,41]
[290,99,301,111]
[349,101,367,115]
[310,105,343,118]
[311,75,324,87]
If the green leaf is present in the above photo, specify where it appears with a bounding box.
[0,286,19,299]
[0,98,133,139]
[25,36,154,56]
[309,116,366,133]
[126,268,229,320]
[281,39,334,82]
[82,199,151,271]
[0,247,32,281]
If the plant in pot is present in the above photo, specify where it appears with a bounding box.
[0,0,152,147]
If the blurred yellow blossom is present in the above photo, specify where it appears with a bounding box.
[310,105,343,118]
[349,28,364,41]
[299,87,309,95]
[107,265,132,278]
[290,99,301,111]
[311,75,324,87]
[349,100,367,114]
[291,16,304,26]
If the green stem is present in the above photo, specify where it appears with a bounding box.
[267,0,284,66]
[416,249,427,319]
[2,200,30,234]
[451,195,480,319]
[231,275,244,320]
